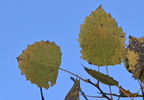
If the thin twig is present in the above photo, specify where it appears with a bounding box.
[79,94,105,98]
[40,87,45,100]
[70,77,88,100]
[87,79,111,100]
[59,68,86,82]
[97,66,100,85]
[106,66,113,100]
[99,92,143,97]
[59,67,111,100]
[138,80,144,100]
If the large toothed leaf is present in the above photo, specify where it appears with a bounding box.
[65,79,80,100]
[125,36,144,82]
[84,67,118,86]
[78,5,126,66]
[17,41,62,89]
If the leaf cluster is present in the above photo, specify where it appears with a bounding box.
[17,5,144,100]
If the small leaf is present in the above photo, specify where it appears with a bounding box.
[17,41,62,89]
[119,86,140,97]
[64,79,80,100]
[84,67,118,86]
[78,5,126,66]
[124,36,144,82]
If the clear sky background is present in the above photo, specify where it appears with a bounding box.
[1,0,144,100]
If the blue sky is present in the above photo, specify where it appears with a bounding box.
[1,0,144,100]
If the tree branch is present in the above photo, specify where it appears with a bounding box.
[59,67,111,100]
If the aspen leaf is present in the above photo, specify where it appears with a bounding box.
[84,67,118,86]
[78,5,126,66]
[17,41,62,89]
[125,36,144,82]
[65,79,80,100]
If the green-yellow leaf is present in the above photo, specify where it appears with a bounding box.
[78,5,126,66]
[84,67,119,86]
[125,36,144,82]
[119,86,141,97]
[17,41,62,89]
[65,79,80,100]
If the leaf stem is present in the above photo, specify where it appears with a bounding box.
[106,66,113,100]
[97,66,100,84]
[40,87,45,100]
